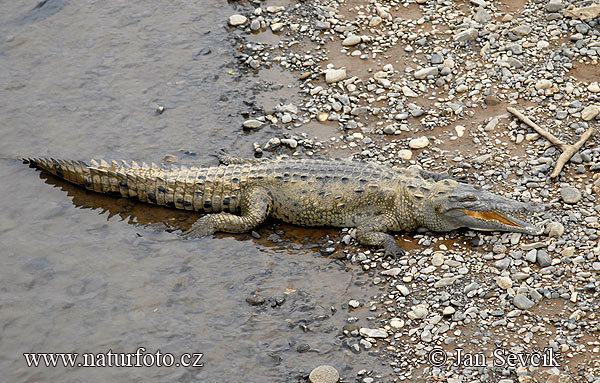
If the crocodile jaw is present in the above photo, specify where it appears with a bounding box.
[460,208,543,235]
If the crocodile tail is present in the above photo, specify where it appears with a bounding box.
[22,157,158,201]
[22,157,93,188]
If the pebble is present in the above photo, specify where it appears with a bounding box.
[525,249,538,263]
[342,35,362,46]
[281,113,292,123]
[398,149,412,160]
[409,136,429,149]
[537,250,552,267]
[270,22,284,32]
[546,221,565,237]
[309,365,339,383]
[560,186,581,204]
[390,318,405,328]
[349,299,360,308]
[546,0,565,12]
[409,305,429,319]
[414,67,438,79]
[402,86,418,97]
[511,25,532,36]
[581,105,600,121]
[513,294,535,310]
[474,7,491,23]
[454,28,478,42]
[246,294,265,305]
[496,276,513,289]
[588,82,600,93]
[242,119,262,129]
[443,306,456,315]
[454,125,466,137]
[535,79,553,90]
[431,253,444,266]
[325,69,346,83]
[317,112,329,122]
[228,14,247,26]
[359,328,388,338]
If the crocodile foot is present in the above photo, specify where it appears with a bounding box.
[383,238,405,259]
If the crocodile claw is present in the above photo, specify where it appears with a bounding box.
[384,240,405,259]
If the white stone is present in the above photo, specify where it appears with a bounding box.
[242,119,262,129]
[281,113,292,123]
[496,276,513,289]
[280,138,298,148]
[456,84,468,93]
[410,304,429,319]
[414,67,438,79]
[359,327,388,338]
[348,299,360,308]
[381,267,402,276]
[390,318,405,328]
[229,14,247,26]
[409,136,430,149]
[342,35,361,46]
[581,105,600,121]
[398,149,412,160]
[535,79,553,90]
[396,285,410,296]
[443,306,456,315]
[325,68,346,83]
[309,365,339,383]
[455,125,466,137]
[431,253,444,266]
[369,16,383,27]
[588,82,600,93]
[402,86,418,97]
[266,6,285,13]
[270,22,284,32]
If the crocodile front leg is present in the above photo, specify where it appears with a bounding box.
[184,186,272,237]
[355,215,404,258]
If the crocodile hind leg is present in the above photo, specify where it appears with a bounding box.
[355,216,404,258]
[184,186,273,237]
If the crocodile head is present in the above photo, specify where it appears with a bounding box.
[423,181,544,235]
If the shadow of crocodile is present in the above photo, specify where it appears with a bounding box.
[35,169,347,254]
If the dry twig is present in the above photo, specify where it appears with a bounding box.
[507,106,596,178]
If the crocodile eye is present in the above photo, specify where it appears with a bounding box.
[463,193,477,202]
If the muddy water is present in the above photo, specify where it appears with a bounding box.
[0,1,388,382]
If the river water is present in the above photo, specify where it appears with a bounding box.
[0,1,389,382]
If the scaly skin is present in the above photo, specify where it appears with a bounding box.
[23,157,544,257]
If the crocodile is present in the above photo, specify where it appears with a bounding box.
[22,156,543,256]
